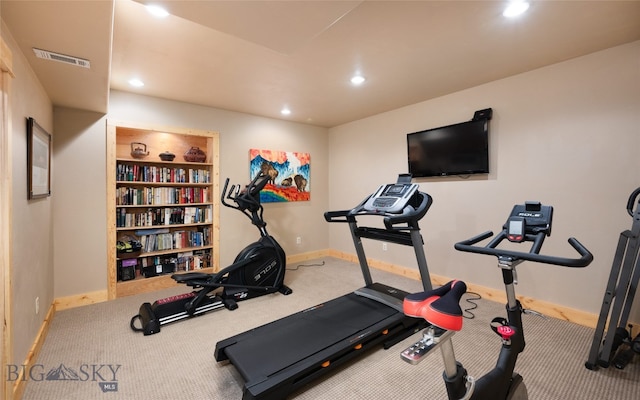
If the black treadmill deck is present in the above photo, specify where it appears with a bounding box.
[215,283,425,400]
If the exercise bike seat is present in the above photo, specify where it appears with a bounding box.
[403,280,458,317]
[403,280,467,331]
[172,272,211,283]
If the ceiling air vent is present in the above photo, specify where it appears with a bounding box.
[33,48,90,69]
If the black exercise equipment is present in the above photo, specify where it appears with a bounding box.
[130,173,292,335]
[585,187,640,370]
[401,201,592,400]
[214,173,434,400]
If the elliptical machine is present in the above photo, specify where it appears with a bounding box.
[130,173,292,335]
[401,201,593,399]
[585,187,640,370]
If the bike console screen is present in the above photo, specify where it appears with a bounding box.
[504,201,553,241]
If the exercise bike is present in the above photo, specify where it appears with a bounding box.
[401,201,593,399]
[130,173,292,335]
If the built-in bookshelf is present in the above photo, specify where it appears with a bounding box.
[106,121,220,299]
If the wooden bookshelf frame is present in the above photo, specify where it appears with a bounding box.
[106,120,220,300]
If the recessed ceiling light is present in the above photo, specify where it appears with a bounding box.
[281,107,291,116]
[503,1,530,18]
[146,5,170,18]
[128,78,145,88]
[350,75,366,85]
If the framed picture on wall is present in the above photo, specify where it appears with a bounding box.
[249,149,310,202]
[27,117,51,199]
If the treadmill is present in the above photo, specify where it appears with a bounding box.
[214,174,434,400]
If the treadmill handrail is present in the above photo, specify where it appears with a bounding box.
[454,230,593,268]
[324,208,355,223]
[324,191,432,231]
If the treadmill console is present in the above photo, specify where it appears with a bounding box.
[363,182,419,213]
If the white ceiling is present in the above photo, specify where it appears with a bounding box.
[2,1,640,128]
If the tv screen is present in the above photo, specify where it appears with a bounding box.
[407,118,489,178]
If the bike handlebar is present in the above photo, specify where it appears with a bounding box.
[454,230,593,268]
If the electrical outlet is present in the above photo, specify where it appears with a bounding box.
[382,243,388,251]
[35,297,40,315]
[296,236,302,245]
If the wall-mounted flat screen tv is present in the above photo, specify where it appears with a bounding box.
[407,118,489,178]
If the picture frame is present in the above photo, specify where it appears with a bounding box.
[249,149,310,202]
[27,117,51,199]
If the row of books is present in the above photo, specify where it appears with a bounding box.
[117,250,212,281]
[116,206,213,228]
[141,251,211,271]
[139,228,211,252]
[174,250,211,271]
[116,186,210,205]
[116,163,211,184]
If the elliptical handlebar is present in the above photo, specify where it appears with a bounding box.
[454,230,593,268]
[221,173,268,210]
[221,173,270,228]
[626,187,640,217]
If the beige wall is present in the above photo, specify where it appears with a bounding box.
[52,109,108,296]
[52,91,330,298]
[328,40,640,319]
[5,10,639,368]
[2,20,54,367]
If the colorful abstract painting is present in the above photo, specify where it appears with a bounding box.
[249,149,310,202]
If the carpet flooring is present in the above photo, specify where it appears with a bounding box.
[22,257,639,399]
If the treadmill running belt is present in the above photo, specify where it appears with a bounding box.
[223,292,397,382]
